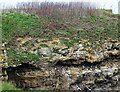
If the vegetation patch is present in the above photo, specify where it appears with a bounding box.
[2,12,40,42]
[7,48,40,65]
[1,82,19,90]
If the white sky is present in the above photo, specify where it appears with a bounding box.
[0,0,119,14]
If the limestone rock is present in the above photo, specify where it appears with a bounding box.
[73,44,84,51]
[103,42,113,50]
[57,47,69,56]
[46,40,120,65]
[71,50,87,60]
[39,47,53,57]
[113,42,120,50]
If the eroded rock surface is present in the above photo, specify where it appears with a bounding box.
[6,60,120,91]
[0,43,8,81]
[47,40,120,66]
[5,40,120,91]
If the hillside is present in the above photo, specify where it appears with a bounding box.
[2,11,119,66]
[1,2,120,91]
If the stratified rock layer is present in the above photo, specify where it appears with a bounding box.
[5,40,120,91]
[6,60,120,91]
[35,40,120,66]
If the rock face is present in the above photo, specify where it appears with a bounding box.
[47,41,120,66]
[6,60,120,91]
[0,43,8,81]
[5,40,120,91]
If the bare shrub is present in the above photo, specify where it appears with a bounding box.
[13,2,99,18]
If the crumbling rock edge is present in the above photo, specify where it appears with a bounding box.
[4,40,120,90]
[31,40,120,67]
[6,58,120,91]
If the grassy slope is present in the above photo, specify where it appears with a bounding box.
[2,12,41,42]
[2,12,118,42]
[2,11,119,65]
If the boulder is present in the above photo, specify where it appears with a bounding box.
[39,47,53,57]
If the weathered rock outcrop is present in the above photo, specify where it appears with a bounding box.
[4,40,120,91]
[44,40,120,66]
[6,60,120,91]
[0,43,8,81]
